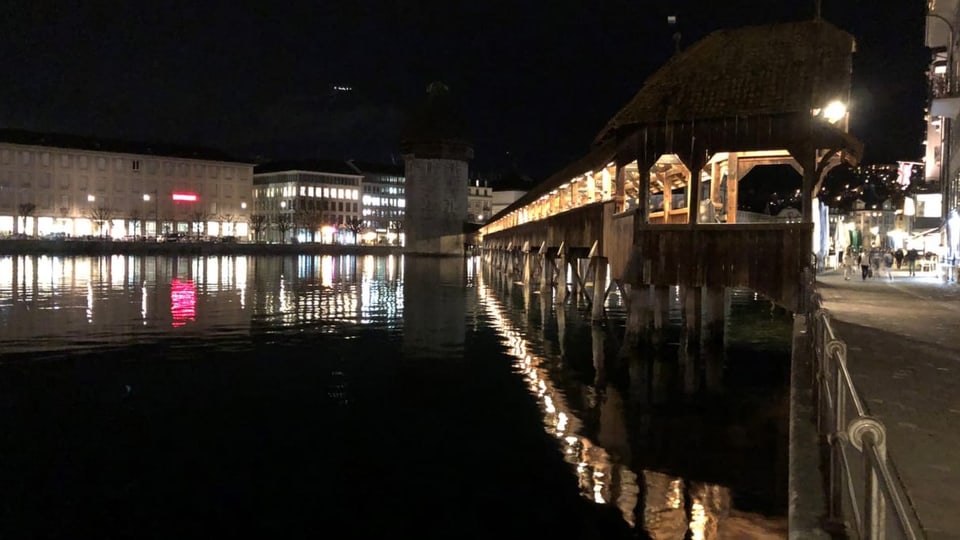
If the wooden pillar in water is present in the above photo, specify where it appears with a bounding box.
[704,286,725,345]
[569,256,581,305]
[539,242,552,297]
[556,242,568,304]
[522,241,534,286]
[592,257,607,322]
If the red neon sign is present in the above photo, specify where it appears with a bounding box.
[172,192,198,202]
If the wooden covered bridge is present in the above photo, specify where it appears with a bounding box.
[479,20,862,336]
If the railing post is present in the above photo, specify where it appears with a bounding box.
[828,339,848,526]
[848,418,888,540]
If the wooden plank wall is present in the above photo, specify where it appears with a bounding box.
[604,204,634,280]
[633,223,813,311]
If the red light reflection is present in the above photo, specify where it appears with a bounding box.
[171,278,196,327]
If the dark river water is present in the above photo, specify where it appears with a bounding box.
[0,254,791,539]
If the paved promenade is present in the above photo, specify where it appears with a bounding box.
[816,267,960,539]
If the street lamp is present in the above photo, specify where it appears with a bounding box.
[822,101,847,124]
[143,192,158,238]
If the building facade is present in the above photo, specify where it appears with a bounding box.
[350,161,405,244]
[0,130,253,239]
[926,1,960,258]
[466,181,492,224]
[253,161,363,243]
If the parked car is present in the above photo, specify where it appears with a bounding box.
[163,232,187,243]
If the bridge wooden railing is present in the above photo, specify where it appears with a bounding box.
[481,202,606,251]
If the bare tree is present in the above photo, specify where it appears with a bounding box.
[249,214,268,243]
[218,213,237,237]
[190,211,212,240]
[389,219,404,245]
[128,208,142,238]
[346,217,364,244]
[274,214,293,244]
[16,202,36,236]
[294,209,325,242]
[87,207,115,238]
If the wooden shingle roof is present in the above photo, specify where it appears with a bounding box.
[595,20,855,144]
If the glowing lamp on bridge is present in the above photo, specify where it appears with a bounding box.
[172,192,199,202]
[822,101,847,124]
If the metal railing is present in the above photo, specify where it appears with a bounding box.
[808,292,924,539]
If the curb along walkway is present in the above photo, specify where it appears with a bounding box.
[816,269,960,539]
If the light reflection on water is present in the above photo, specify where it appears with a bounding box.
[0,254,788,538]
[0,254,404,355]
[477,261,790,539]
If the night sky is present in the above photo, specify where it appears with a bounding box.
[0,1,929,182]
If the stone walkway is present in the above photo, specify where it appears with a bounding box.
[816,267,960,539]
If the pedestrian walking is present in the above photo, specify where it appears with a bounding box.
[882,250,894,280]
[842,248,853,280]
[860,251,870,280]
[895,248,904,269]
[906,248,919,276]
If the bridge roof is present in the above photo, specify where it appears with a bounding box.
[594,20,855,144]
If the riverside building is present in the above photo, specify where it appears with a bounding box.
[0,129,253,239]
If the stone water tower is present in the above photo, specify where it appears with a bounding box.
[401,82,473,256]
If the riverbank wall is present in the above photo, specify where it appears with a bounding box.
[0,239,403,257]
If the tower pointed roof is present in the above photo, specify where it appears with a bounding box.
[401,82,473,160]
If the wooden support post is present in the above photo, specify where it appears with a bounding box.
[653,286,670,331]
[677,150,707,227]
[523,282,532,315]
[801,149,817,224]
[614,163,626,213]
[634,134,653,232]
[710,160,720,212]
[539,242,552,296]
[726,153,739,224]
[704,286,725,345]
[522,241,533,286]
[557,242,569,304]
[556,302,567,359]
[570,257,583,305]
[592,256,608,322]
[592,325,606,388]
[623,284,651,346]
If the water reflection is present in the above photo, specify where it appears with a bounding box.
[402,256,466,359]
[478,265,788,539]
[0,254,404,355]
[170,278,196,327]
[0,253,787,538]
[478,271,641,526]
